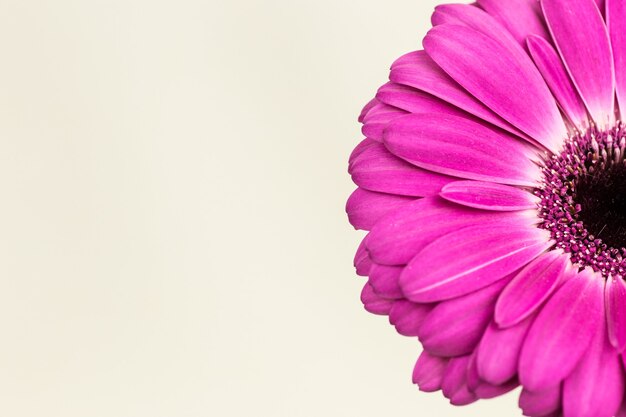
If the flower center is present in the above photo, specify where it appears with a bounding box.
[537,124,626,278]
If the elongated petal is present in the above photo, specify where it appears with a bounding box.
[346,188,414,231]
[361,283,393,316]
[519,269,604,391]
[358,98,379,123]
[389,300,432,337]
[519,386,561,417]
[495,251,569,328]
[476,317,534,385]
[606,276,626,351]
[368,264,403,299]
[384,113,542,187]
[418,278,512,357]
[389,51,526,139]
[361,104,406,141]
[412,351,448,392]
[441,356,477,406]
[477,0,550,47]
[527,35,589,129]
[424,24,566,152]
[607,0,626,113]
[562,301,624,417]
[349,140,457,197]
[366,198,527,266]
[542,0,615,126]
[376,82,467,118]
[354,237,372,277]
[401,222,552,303]
[440,181,539,211]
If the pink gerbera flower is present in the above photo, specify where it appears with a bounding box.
[347,0,626,415]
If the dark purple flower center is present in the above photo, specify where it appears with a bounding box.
[537,124,626,278]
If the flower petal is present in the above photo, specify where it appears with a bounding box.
[412,350,448,392]
[360,283,393,316]
[440,181,539,211]
[389,51,526,139]
[424,23,566,152]
[349,140,457,197]
[495,251,569,328]
[562,300,624,417]
[376,82,468,118]
[346,188,414,231]
[477,0,550,47]
[519,268,604,391]
[389,300,432,337]
[361,103,407,142]
[384,113,542,187]
[441,356,477,406]
[606,276,626,351]
[542,0,615,126]
[401,222,552,303]
[368,263,403,299]
[519,386,562,417]
[354,236,372,277]
[366,197,522,266]
[418,277,512,357]
[527,35,589,129]
[358,98,379,123]
[476,317,534,385]
[607,0,626,114]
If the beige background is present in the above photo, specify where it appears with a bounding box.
[0,1,519,416]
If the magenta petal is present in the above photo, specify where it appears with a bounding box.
[358,98,379,123]
[389,300,432,337]
[527,35,589,129]
[389,51,527,140]
[606,276,626,351]
[476,317,534,385]
[476,0,550,47]
[368,264,403,299]
[418,278,511,357]
[361,283,393,316]
[346,188,414,231]
[607,0,626,113]
[441,356,477,406]
[424,24,566,152]
[366,197,523,266]
[384,113,542,187]
[376,82,468,118]
[495,251,569,328]
[440,181,539,211]
[519,268,604,391]
[412,350,448,392]
[354,237,372,277]
[361,104,407,142]
[542,0,615,126]
[562,300,624,417]
[519,386,561,417]
[348,140,457,197]
[401,222,551,303]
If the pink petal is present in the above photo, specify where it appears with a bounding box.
[424,23,566,152]
[418,277,512,357]
[607,0,626,114]
[562,300,624,417]
[389,300,432,337]
[361,103,407,142]
[606,276,626,351]
[346,188,414,231]
[384,113,542,187]
[390,51,528,141]
[401,222,552,303]
[348,138,377,166]
[476,317,533,385]
[412,350,448,392]
[519,386,562,417]
[348,140,457,197]
[476,0,550,47]
[527,35,589,129]
[368,263,403,299]
[519,268,604,391]
[542,0,615,126]
[376,82,467,117]
[440,180,539,211]
[358,98,379,123]
[618,402,626,417]
[441,356,477,406]
[360,283,393,316]
[495,251,569,328]
[366,197,525,266]
[354,236,372,277]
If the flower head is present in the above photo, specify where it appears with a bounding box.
[347,0,626,415]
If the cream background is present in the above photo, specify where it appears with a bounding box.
[0,1,519,416]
